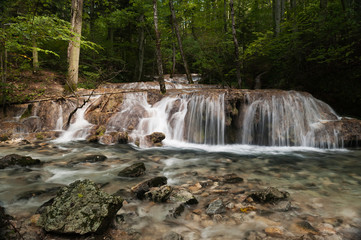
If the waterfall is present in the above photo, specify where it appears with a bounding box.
[53,100,96,143]
[240,91,341,148]
[107,92,225,146]
[55,104,63,131]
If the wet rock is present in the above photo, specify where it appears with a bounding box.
[36,198,54,214]
[38,179,123,235]
[131,176,167,199]
[117,132,129,144]
[168,203,185,218]
[265,227,283,237]
[17,187,60,201]
[0,206,16,239]
[206,199,226,215]
[170,189,198,205]
[244,230,267,240]
[118,162,146,177]
[209,173,244,184]
[0,154,41,169]
[145,185,173,202]
[145,132,165,146]
[68,154,107,165]
[163,231,184,240]
[247,187,290,204]
[272,200,292,212]
[296,220,319,235]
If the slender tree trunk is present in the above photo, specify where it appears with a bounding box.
[290,0,296,9]
[170,42,176,78]
[32,40,39,73]
[1,40,7,113]
[230,0,242,88]
[67,0,83,92]
[320,0,328,10]
[108,27,114,56]
[169,0,193,84]
[273,0,281,36]
[224,0,228,33]
[153,0,166,94]
[135,14,145,82]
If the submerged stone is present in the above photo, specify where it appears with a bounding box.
[131,176,167,199]
[145,132,165,146]
[247,187,290,204]
[163,231,184,240]
[118,162,146,177]
[0,154,41,169]
[206,199,226,215]
[170,188,198,205]
[37,179,123,235]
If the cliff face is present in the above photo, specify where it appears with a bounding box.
[0,84,360,148]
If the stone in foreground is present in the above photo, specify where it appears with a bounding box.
[118,162,146,177]
[38,179,123,235]
[131,176,167,199]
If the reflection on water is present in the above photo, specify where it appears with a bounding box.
[0,142,360,239]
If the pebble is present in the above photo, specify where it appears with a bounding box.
[264,227,283,237]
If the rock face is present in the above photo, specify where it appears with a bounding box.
[0,154,41,169]
[118,162,146,177]
[247,187,290,204]
[38,179,123,235]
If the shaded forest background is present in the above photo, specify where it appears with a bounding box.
[1,0,360,117]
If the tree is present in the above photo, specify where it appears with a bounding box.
[169,0,193,84]
[67,0,84,92]
[153,0,166,94]
[230,0,242,88]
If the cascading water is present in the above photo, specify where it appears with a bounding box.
[53,100,96,143]
[240,91,341,148]
[106,92,225,146]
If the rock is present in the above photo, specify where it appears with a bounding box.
[118,162,146,177]
[209,173,244,184]
[163,231,184,240]
[117,132,129,144]
[206,199,226,215]
[168,203,185,218]
[272,200,292,212]
[68,154,107,165]
[145,132,165,146]
[296,220,319,235]
[0,206,17,239]
[170,188,198,205]
[37,179,123,235]
[0,154,41,169]
[265,227,283,237]
[131,176,167,199]
[145,185,173,202]
[247,187,290,204]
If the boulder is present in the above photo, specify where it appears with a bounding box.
[37,179,123,235]
[206,199,226,215]
[68,154,107,166]
[145,132,165,147]
[0,154,41,169]
[247,187,290,204]
[131,176,167,199]
[117,132,129,144]
[163,231,184,240]
[145,185,173,202]
[118,162,146,177]
[209,173,244,184]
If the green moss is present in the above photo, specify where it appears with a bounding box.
[35,133,44,140]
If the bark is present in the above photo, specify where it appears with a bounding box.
[67,0,83,92]
[290,0,296,10]
[169,0,193,84]
[273,0,281,36]
[153,0,166,94]
[230,0,242,88]
[135,14,145,82]
[32,40,39,73]
[170,42,176,78]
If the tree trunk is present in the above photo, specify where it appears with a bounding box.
[170,42,176,78]
[67,0,83,92]
[273,0,281,36]
[134,14,145,82]
[320,0,328,10]
[290,0,296,9]
[169,0,193,84]
[230,0,242,88]
[32,40,39,73]
[153,0,166,94]
[1,40,7,113]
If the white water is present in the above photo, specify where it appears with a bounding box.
[55,104,63,131]
[53,100,95,143]
[241,91,341,148]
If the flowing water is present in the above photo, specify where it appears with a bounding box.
[0,141,360,239]
[0,83,360,239]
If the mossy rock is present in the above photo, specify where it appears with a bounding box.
[0,154,41,169]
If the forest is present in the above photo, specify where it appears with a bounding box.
[1,0,361,117]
